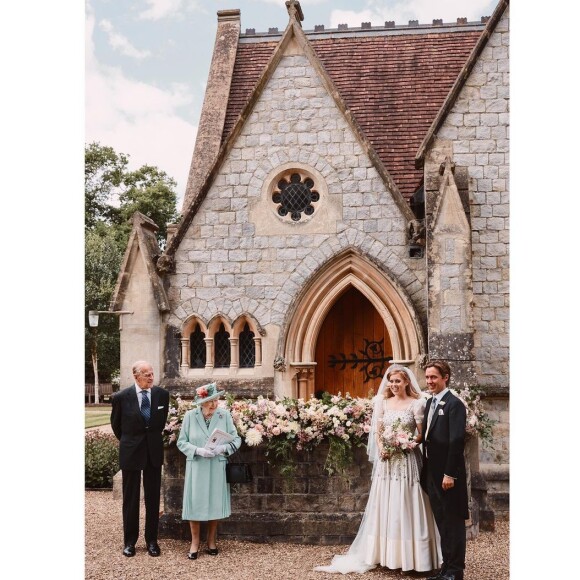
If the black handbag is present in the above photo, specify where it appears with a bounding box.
[226,460,252,484]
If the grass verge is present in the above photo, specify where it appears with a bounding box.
[85,408,111,429]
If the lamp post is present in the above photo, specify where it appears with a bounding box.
[88,310,132,404]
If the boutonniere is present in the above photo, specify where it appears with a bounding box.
[439,401,446,406]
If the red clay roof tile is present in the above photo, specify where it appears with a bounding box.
[221,29,482,200]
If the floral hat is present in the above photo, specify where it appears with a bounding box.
[194,382,224,405]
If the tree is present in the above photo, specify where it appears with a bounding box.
[85,143,127,229]
[85,142,180,388]
[85,225,124,385]
[116,164,179,246]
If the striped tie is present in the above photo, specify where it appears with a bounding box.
[427,397,437,433]
[141,390,151,423]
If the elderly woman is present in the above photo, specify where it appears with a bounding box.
[177,382,241,560]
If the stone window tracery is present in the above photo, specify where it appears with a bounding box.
[189,324,206,368]
[180,315,262,375]
[214,323,231,368]
[239,322,256,368]
[271,170,319,222]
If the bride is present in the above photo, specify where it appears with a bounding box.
[315,364,442,574]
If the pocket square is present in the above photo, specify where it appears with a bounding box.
[157,405,164,409]
[438,409,444,415]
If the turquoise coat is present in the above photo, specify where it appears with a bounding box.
[177,407,241,521]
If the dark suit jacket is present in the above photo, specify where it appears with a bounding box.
[111,385,170,470]
[420,390,469,519]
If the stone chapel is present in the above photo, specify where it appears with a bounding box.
[111,0,509,518]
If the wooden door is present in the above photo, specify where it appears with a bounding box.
[314,286,392,398]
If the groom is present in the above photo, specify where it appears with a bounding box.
[420,360,469,580]
[111,360,169,557]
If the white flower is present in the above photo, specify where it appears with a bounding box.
[245,428,263,446]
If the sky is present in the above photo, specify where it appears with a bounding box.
[85,0,499,210]
[4,0,580,575]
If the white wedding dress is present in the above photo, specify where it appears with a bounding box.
[315,398,442,574]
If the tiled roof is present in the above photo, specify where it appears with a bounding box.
[221,27,482,200]
[222,42,278,143]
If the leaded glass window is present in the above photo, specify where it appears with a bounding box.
[272,172,319,222]
[239,322,255,368]
[214,323,231,368]
[189,325,206,368]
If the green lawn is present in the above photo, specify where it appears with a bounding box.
[85,408,111,429]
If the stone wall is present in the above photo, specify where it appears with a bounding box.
[167,46,427,397]
[424,7,510,507]
[161,442,372,544]
[158,437,486,542]
[160,440,484,543]
[431,8,510,394]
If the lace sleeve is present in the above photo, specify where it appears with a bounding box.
[413,397,427,425]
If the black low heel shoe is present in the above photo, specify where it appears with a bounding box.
[187,552,198,560]
[205,548,219,556]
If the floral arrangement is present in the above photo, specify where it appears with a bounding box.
[162,385,495,468]
[228,392,373,476]
[163,394,192,446]
[451,386,496,446]
[378,418,418,461]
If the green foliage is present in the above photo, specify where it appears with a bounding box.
[85,143,128,229]
[85,226,124,381]
[324,435,355,476]
[85,431,119,488]
[84,142,180,383]
[116,165,179,245]
[264,436,297,479]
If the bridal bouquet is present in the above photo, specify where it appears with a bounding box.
[378,419,418,461]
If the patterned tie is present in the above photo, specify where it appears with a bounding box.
[427,396,437,432]
[141,390,151,424]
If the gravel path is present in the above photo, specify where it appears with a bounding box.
[85,491,508,579]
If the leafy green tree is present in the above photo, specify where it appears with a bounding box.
[85,225,124,383]
[85,143,127,229]
[85,142,179,388]
[116,164,179,246]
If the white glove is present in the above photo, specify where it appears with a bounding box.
[195,447,216,458]
[214,444,228,455]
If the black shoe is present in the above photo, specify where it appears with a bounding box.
[440,574,463,580]
[147,542,161,557]
[205,547,219,556]
[122,544,136,557]
[187,551,198,560]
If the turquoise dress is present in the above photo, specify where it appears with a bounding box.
[177,407,241,521]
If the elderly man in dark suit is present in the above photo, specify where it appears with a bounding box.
[111,361,169,557]
[420,360,469,580]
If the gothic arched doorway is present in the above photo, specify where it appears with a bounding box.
[314,286,392,398]
[282,250,425,399]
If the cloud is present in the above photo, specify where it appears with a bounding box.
[86,8,197,207]
[330,0,498,28]
[138,0,205,21]
[99,19,151,60]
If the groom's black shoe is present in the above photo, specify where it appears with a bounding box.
[122,544,136,557]
[440,574,463,580]
[147,542,161,557]
[426,573,443,580]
